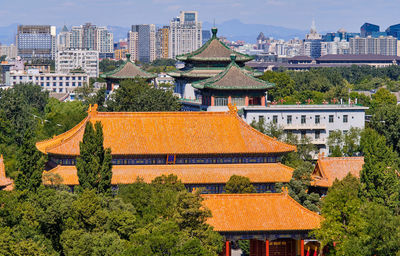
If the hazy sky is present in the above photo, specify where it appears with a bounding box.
[0,0,399,31]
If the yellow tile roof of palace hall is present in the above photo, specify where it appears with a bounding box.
[0,155,13,191]
[36,105,296,156]
[311,156,364,187]
[202,192,321,232]
[42,163,294,186]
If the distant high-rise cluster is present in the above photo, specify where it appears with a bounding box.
[57,23,114,59]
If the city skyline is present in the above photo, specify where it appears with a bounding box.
[1,0,400,33]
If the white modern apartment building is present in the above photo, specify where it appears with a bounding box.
[8,69,89,93]
[169,11,202,59]
[56,49,99,77]
[350,36,398,56]
[242,104,368,157]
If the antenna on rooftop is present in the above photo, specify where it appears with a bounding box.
[213,18,216,28]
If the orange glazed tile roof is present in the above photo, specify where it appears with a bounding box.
[36,105,296,156]
[42,163,294,186]
[202,193,321,232]
[311,156,364,187]
[0,155,13,191]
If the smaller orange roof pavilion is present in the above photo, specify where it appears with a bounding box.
[36,104,296,156]
[202,192,321,232]
[311,156,364,187]
[43,163,294,186]
[0,155,13,191]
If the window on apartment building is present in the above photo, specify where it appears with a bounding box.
[46,83,50,87]
[66,77,69,80]
[273,115,278,124]
[78,82,82,87]
[46,77,50,80]
[29,76,32,80]
[343,115,348,123]
[301,115,306,124]
[259,116,264,122]
[72,82,76,86]
[287,115,292,124]
[315,130,320,139]
[315,115,320,124]
[78,77,82,80]
[72,77,76,80]
[66,82,69,86]
[329,115,334,123]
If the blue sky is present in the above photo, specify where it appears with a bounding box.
[0,0,399,32]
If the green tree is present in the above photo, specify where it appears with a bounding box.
[15,131,47,191]
[106,79,181,112]
[371,87,397,109]
[76,121,112,193]
[359,128,400,213]
[224,175,256,193]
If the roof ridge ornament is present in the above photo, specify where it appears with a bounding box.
[211,27,218,38]
[230,54,237,62]
[88,104,98,116]
[281,186,289,196]
[227,103,238,114]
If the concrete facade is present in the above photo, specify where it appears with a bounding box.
[55,49,99,78]
[242,104,367,157]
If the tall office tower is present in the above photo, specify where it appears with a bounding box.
[360,23,380,37]
[16,25,56,60]
[96,27,114,58]
[386,24,400,40]
[55,49,99,77]
[131,24,156,63]
[350,36,397,55]
[57,25,71,51]
[82,23,97,50]
[169,11,202,59]
[156,26,169,59]
[301,20,323,58]
[70,26,83,49]
[127,31,139,61]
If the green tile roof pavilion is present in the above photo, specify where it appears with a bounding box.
[192,54,274,90]
[101,54,156,81]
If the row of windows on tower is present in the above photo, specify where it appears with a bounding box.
[265,114,350,124]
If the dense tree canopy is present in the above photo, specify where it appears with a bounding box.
[106,79,181,112]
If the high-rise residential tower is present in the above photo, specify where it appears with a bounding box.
[130,24,156,63]
[156,26,169,59]
[169,11,202,59]
[16,25,56,60]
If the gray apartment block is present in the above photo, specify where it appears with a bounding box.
[242,104,368,157]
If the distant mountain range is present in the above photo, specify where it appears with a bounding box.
[0,20,310,45]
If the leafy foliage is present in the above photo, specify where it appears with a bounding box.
[224,175,255,194]
[106,78,181,112]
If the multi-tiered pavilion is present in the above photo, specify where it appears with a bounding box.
[37,104,296,193]
[169,28,255,100]
[192,55,274,111]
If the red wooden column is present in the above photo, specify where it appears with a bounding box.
[265,239,269,256]
[228,96,232,104]
[245,96,249,106]
[225,240,230,256]
[301,239,304,256]
[211,96,215,106]
[261,96,266,106]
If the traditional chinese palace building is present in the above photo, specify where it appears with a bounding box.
[203,192,322,256]
[169,28,254,100]
[100,54,156,91]
[37,104,296,193]
[192,55,274,111]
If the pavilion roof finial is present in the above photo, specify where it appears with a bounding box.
[227,103,238,115]
[211,27,218,38]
